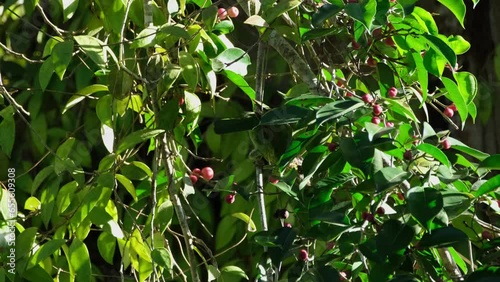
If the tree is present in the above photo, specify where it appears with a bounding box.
[0,0,499,281]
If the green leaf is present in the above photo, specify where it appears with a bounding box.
[97,232,116,265]
[411,52,428,107]
[448,35,471,55]
[179,51,199,91]
[59,0,79,21]
[311,1,345,27]
[214,116,259,134]
[152,248,173,270]
[40,177,60,227]
[285,94,334,107]
[413,7,439,35]
[223,70,256,101]
[211,48,251,76]
[474,174,500,197]
[74,35,106,68]
[376,220,415,255]
[417,143,451,167]
[28,239,66,268]
[96,95,113,127]
[374,167,412,193]
[154,200,174,233]
[397,0,419,15]
[385,98,419,124]
[32,165,54,194]
[0,107,15,157]
[302,27,342,42]
[437,0,466,28]
[465,266,500,281]
[442,191,472,219]
[419,226,468,248]
[232,212,257,232]
[407,186,443,230]
[68,238,91,282]
[39,59,54,91]
[344,0,377,30]
[116,174,137,201]
[479,155,500,170]
[220,265,249,280]
[442,77,467,126]
[201,6,217,31]
[158,100,179,131]
[263,0,302,23]
[260,105,312,125]
[423,34,457,68]
[454,71,477,104]
[51,40,74,80]
[184,91,202,135]
[316,99,365,125]
[116,129,165,154]
[62,84,109,114]
[213,20,234,34]
[131,26,157,48]
[16,227,38,259]
[24,196,41,211]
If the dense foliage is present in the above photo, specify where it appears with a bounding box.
[1,0,500,281]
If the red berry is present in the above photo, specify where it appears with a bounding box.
[345,91,353,97]
[384,37,396,47]
[339,271,348,281]
[298,249,308,261]
[227,6,239,18]
[327,142,338,152]
[387,87,398,98]
[178,97,185,105]
[367,57,377,67]
[284,223,292,228]
[225,193,236,204]
[352,39,360,50]
[217,8,227,20]
[336,80,343,87]
[385,121,394,127]
[388,22,395,30]
[441,139,451,150]
[373,104,383,116]
[376,207,385,215]
[443,107,454,118]
[373,28,382,38]
[362,93,374,104]
[189,174,198,184]
[362,212,375,223]
[482,230,492,240]
[192,168,201,174]
[371,116,381,125]
[404,150,413,160]
[397,192,405,201]
[269,176,279,184]
[326,241,335,250]
[449,104,457,112]
[201,167,214,180]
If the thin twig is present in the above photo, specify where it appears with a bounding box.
[0,42,44,63]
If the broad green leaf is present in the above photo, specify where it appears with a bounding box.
[158,100,179,131]
[116,129,165,154]
[158,64,181,98]
[101,124,114,153]
[59,0,79,21]
[213,116,259,134]
[74,35,106,68]
[442,191,472,219]
[344,0,377,30]
[411,52,429,107]
[376,220,415,255]
[184,91,202,135]
[316,99,364,125]
[232,212,257,232]
[417,143,451,167]
[311,1,344,27]
[377,62,395,96]
[413,7,438,35]
[423,34,457,68]
[179,51,199,91]
[201,6,217,31]
[154,200,174,233]
[152,248,173,270]
[32,166,54,194]
[442,77,467,126]
[211,48,251,76]
[0,107,15,157]
[220,265,249,280]
[423,48,447,77]
[131,26,157,48]
[56,181,78,214]
[24,196,41,211]
[68,238,91,282]
[62,84,109,114]
[263,0,301,23]
[374,167,412,193]
[465,266,500,281]
[39,59,54,91]
[16,227,38,259]
[52,40,74,80]
[397,0,419,15]
[244,15,269,27]
[260,105,312,125]
[454,71,477,104]
[448,35,471,55]
[474,174,500,197]
[116,174,137,201]
[40,177,60,227]
[407,186,443,230]
[446,137,489,160]
[109,68,133,100]
[437,0,466,28]
[96,95,113,127]
[56,137,75,158]
[479,155,500,170]
[286,94,334,107]
[97,232,116,264]
[419,226,468,248]
[213,20,235,34]
[223,70,256,101]
[385,98,419,124]
[28,239,66,268]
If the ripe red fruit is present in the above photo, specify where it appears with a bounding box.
[217,8,227,20]
[225,193,236,204]
[384,37,396,47]
[339,271,348,281]
[376,207,385,215]
[192,168,201,174]
[298,249,308,261]
[373,28,382,38]
[201,167,214,180]
[371,116,381,125]
[327,142,338,152]
[345,91,353,97]
[362,211,375,223]
[178,97,185,105]
[449,104,457,112]
[351,39,360,50]
[373,104,383,116]
[397,192,405,201]
[284,223,292,228]
[275,209,289,219]
[326,241,335,250]
[443,107,454,118]
[362,93,374,104]
[404,150,413,160]
[189,174,198,184]
[385,121,394,127]
[441,139,451,150]
[482,230,492,240]
[269,176,279,184]
[367,57,377,67]
[388,87,398,98]
[227,6,239,18]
